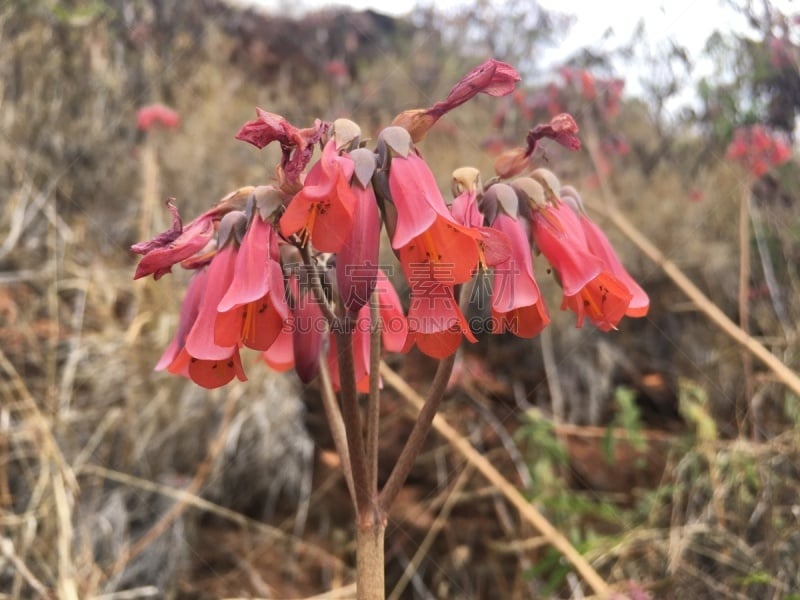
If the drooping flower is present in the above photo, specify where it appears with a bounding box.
[530,201,632,331]
[235,108,329,191]
[392,59,520,142]
[214,213,289,351]
[157,254,247,390]
[561,186,649,318]
[403,270,477,359]
[386,147,486,284]
[450,168,512,266]
[450,167,484,228]
[493,113,581,179]
[290,274,326,383]
[484,186,550,338]
[131,188,252,280]
[183,212,248,363]
[515,176,632,331]
[280,139,357,252]
[335,149,381,314]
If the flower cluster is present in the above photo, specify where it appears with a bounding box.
[136,103,180,131]
[725,124,792,178]
[132,60,649,388]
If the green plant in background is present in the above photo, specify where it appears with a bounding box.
[602,385,647,465]
[516,409,629,594]
[679,377,718,442]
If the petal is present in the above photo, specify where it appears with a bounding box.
[218,216,273,312]
[262,322,295,372]
[187,350,247,389]
[375,270,408,353]
[185,245,239,360]
[491,303,550,338]
[292,284,326,383]
[387,154,443,249]
[404,279,476,359]
[337,185,381,313]
[491,213,542,312]
[450,190,483,228]
[155,268,208,371]
[579,216,649,317]
[531,207,604,296]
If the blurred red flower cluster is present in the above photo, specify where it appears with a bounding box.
[725,124,792,178]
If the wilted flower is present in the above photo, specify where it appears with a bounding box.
[236,108,329,191]
[392,59,520,141]
[131,188,252,280]
[492,113,581,179]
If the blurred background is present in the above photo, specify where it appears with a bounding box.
[2,0,800,597]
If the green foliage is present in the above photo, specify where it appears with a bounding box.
[678,378,718,442]
[602,386,647,464]
[50,0,112,24]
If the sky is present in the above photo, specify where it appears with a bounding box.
[242,0,795,116]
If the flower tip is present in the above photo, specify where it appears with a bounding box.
[451,166,482,197]
[349,147,378,188]
[482,183,519,224]
[332,118,362,151]
[493,147,529,179]
[250,185,286,220]
[389,110,436,143]
[531,168,562,202]
[377,125,413,161]
[510,177,547,210]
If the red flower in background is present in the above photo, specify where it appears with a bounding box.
[158,251,248,390]
[726,125,792,178]
[137,103,180,130]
